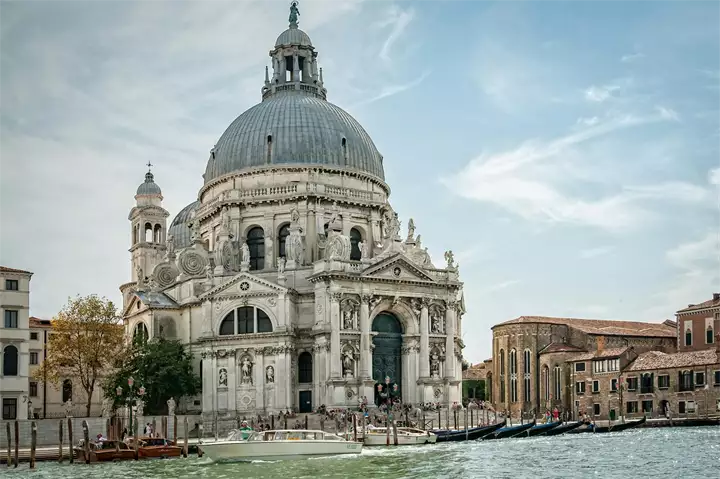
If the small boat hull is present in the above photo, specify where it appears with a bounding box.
[74,445,136,463]
[515,421,562,438]
[435,421,506,442]
[201,440,363,462]
[543,421,584,436]
[363,432,436,446]
[484,421,536,440]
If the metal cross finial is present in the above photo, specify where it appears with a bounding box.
[146,161,153,172]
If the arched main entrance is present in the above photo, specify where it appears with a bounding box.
[372,312,403,405]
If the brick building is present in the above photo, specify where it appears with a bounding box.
[489,293,720,421]
[490,315,676,418]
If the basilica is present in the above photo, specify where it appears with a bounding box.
[120,6,465,418]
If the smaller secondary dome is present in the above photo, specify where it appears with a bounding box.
[168,201,199,249]
[275,26,312,47]
[136,171,162,196]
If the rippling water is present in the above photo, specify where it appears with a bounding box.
[3,427,719,479]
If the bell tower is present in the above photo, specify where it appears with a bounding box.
[128,162,169,285]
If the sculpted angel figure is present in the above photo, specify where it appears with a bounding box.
[166,234,175,257]
[278,256,286,274]
[444,250,455,268]
[407,218,415,241]
[241,241,250,264]
[289,1,300,25]
[241,356,253,384]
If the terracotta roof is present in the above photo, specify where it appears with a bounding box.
[676,294,720,313]
[494,316,676,338]
[463,363,487,380]
[29,317,52,328]
[569,347,629,362]
[539,343,586,355]
[0,266,33,275]
[625,349,720,372]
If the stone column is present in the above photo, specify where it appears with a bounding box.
[419,298,430,378]
[293,53,300,82]
[329,293,342,378]
[444,302,456,379]
[306,205,316,264]
[359,295,372,378]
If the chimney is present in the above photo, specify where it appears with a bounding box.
[712,292,719,301]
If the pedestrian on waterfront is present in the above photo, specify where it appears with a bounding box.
[121,428,128,441]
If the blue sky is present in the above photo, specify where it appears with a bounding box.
[1,1,718,363]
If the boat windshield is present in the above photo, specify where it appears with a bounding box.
[226,429,250,442]
[246,430,345,441]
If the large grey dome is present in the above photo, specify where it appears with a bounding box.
[168,201,199,248]
[275,27,312,47]
[204,92,385,183]
[136,171,162,196]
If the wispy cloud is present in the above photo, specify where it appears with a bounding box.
[352,71,429,107]
[440,111,710,231]
[621,52,645,63]
[579,246,614,259]
[585,84,620,102]
[378,6,414,63]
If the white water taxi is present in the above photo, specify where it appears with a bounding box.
[361,427,437,446]
[199,429,363,462]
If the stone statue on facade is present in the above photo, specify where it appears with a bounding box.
[328,201,340,229]
[189,218,200,242]
[290,207,300,224]
[342,308,353,330]
[219,368,228,387]
[359,240,370,262]
[166,234,175,258]
[136,265,144,284]
[205,262,214,280]
[221,206,230,233]
[389,212,401,240]
[167,397,176,416]
[407,218,415,242]
[240,241,250,270]
[431,312,442,334]
[444,250,455,269]
[63,400,73,418]
[342,351,354,378]
[278,256,286,275]
[430,354,440,378]
[266,365,275,384]
[240,356,253,384]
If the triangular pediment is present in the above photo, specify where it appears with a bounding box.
[123,295,142,317]
[361,253,436,282]
[199,272,288,300]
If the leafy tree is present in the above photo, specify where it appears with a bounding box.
[104,338,200,415]
[463,380,486,400]
[33,295,124,416]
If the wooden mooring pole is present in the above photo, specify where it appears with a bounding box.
[352,414,358,442]
[305,414,309,429]
[133,417,139,460]
[385,415,390,446]
[319,415,325,431]
[197,422,204,458]
[67,418,74,464]
[58,420,64,463]
[14,420,19,468]
[82,420,90,464]
[29,421,37,469]
[173,415,178,445]
[392,419,398,446]
[183,417,189,458]
[5,422,11,467]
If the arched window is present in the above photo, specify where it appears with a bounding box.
[62,379,72,403]
[685,328,692,347]
[277,224,290,259]
[509,349,518,403]
[298,352,312,383]
[350,228,362,261]
[257,309,272,333]
[133,225,138,245]
[218,306,273,335]
[499,349,505,403]
[144,222,153,242]
[523,350,531,403]
[247,227,265,270]
[371,313,403,334]
[153,224,162,243]
[553,365,562,402]
[707,326,714,344]
[133,322,149,344]
[2,345,18,376]
[543,365,550,401]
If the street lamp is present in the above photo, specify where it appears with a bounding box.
[116,376,146,435]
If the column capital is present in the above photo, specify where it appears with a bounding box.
[329,292,342,303]
[420,297,432,308]
[360,294,373,304]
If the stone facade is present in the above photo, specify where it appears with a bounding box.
[27,317,105,418]
[119,13,464,418]
[675,293,720,352]
[0,266,33,420]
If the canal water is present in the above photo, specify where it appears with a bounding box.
[2,427,718,479]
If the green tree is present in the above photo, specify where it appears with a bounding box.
[104,338,200,415]
[463,380,486,400]
[33,295,124,417]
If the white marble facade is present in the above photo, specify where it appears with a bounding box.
[120,10,465,417]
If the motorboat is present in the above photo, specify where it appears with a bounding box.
[126,436,183,458]
[74,439,136,462]
[362,426,437,446]
[199,429,363,462]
